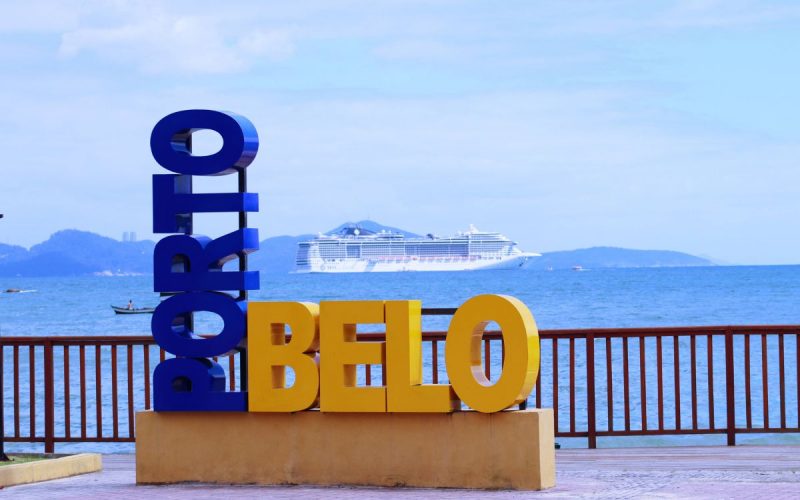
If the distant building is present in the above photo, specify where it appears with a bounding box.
[122,231,137,242]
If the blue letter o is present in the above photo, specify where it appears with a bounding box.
[151,291,246,358]
[150,109,258,176]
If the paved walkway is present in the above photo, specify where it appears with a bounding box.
[3,446,799,498]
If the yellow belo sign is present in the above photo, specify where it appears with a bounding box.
[248,294,540,413]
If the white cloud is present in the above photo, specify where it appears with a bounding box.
[8,0,799,76]
[661,0,800,29]
[57,5,295,74]
[237,30,294,59]
[0,0,81,33]
[533,0,800,36]
[373,39,463,61]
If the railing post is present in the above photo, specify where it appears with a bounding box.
[1,343,8,461]
[44,341,55,453]
[586,333,597,449]
[724,328,736,446]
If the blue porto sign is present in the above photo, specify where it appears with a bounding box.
[150,110,259,411]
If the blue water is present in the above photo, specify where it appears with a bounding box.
[1,266,799,452]
[2,266,800,335]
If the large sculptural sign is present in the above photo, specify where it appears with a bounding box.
[150,109,541,413]
[143,109,555,490]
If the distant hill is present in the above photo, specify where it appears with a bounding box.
[328,220,421,238]
[0,224,715,276]
[249,234,313,275]
[0,230,154,277]
[529,246,713,270]
[0,243,28,265]
[30,230,155,274]
[0,252,95,277]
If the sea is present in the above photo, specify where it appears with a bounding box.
[1,265,799,451]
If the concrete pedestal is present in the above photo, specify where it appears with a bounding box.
[136,409,555,490]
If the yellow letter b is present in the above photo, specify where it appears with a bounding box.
[248,302,320,412]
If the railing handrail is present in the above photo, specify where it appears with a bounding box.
[2,324,798,345]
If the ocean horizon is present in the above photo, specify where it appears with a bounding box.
[2,265,798,336]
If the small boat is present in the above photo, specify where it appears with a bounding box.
[111,305,155,315]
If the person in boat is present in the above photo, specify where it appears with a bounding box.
[127,299,134,310]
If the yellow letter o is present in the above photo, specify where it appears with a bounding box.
[445,294,539,413]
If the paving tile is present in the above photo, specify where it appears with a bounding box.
[2,446,799,499]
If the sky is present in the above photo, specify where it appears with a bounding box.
[1,0,799,265]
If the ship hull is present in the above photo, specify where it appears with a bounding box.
[295,254,534,273]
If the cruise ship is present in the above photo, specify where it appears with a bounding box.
[295,225,539,273]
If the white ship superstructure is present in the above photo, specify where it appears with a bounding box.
[295,225,538,273]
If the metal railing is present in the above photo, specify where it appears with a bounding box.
[2,324,799,452]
